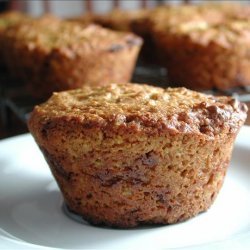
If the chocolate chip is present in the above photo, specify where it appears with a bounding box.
[86,193,93,199]
[140,151,159,168]
[41,121,55,138]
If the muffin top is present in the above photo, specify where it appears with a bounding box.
[91,9,150,31]
[30,83,247,137]
[151,3,250,26]
[4,15,142,53]
[151,3,250,48]
[67,9,148,32]
[0,11,28,32]
[163,19,250,47]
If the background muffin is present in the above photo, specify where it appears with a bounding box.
[150,3,250,90]
[69,8,151,61]
[0,11,28,33]
[2,16,142,98]
[0,11,28,71]
[153,19,250,90]
[77,9,149,32]
[28,83,247,228]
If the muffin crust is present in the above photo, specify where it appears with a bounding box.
[29,83,247,227]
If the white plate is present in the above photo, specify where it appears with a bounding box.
[0,126,250,250]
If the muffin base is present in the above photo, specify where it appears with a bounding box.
[40,129,236,228]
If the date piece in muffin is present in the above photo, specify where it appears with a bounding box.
[28,83,247,228]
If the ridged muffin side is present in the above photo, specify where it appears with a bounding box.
[28,83,247,227]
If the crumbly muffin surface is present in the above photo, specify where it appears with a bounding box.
[34,83,247,136]
[155,18,250,48]
[0,11,28,31]
[5,16,141,52]
[151,3,250,48]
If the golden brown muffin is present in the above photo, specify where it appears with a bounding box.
[28,83,247,228]
[0,11,28,70]
[147,2,250,90]
[153,18,250,90]
[2,15,142,98]
[68,9,151,62]
[131,4,225,63]
[0,11,28,32]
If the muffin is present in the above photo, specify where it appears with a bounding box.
[149,3,250,90]
[2,16,142,98]
[130,4,224,63]
[0,11,28,70]
[68,9,154,62]
[153,18,250,90]
[28,83,247,228]
[0,11,28,32]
